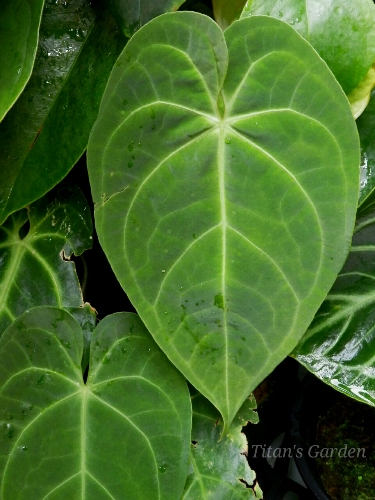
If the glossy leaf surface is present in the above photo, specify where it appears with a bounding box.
[68,303,97,372]
[0,0,126,225]
[0,185,92,336]
[0,0,44,122]
[293,200,375,406]
[357,89,375,209]
[108,0,185,37]
[88,12,359,428]
[0,308,191,499]
[241,0,375,94]
[183,393,262,499]
[212,0,246,30]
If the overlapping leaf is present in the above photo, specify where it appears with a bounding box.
[0,185,92,336]
[108,0,185,38]
[88,12,359,429]
[0,308,191,499]
[0,0,44,122]
[183,393,262,499]
[357,89,375,208]
[292,192,375,406]
[0,0,126,225]
[241,0,375,94]
[212,0,246,30]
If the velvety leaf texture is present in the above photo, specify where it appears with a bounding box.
[183,393,262,499]
[87,12,359,428]
[292,198,375,407]
[0,185,92,336]
[0,0,44,122]
[0,308,191,499]
[0,0,126,225]
[241,0,375,94]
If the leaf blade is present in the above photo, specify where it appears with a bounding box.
[88,12,359,428]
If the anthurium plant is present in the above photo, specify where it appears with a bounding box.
[1,0,374,498]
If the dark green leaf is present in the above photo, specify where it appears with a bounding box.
[68,303,97,372]
[0,185,92,336]
[212,0,246,30]
[87,12,359,429]
[241,0,375,94]
[357,89,375,209]
[0,308,191,499]
[0,0,44,121]
[108,0,186,38]
[0,0,126,225]
[183,393,262,499]
[292,202,375,407]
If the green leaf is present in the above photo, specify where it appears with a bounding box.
[357,89,375,209]
[292,201,375,407]
[183,393,262,499]
[241,0,375,94]
[108,0,186,38]
[87,12,359,429]
[0,0,126,225]
[68,303,97,372]
[212,0,246,30]
[0,185,92,336]
[0,307,191,499]
[348,64,375,120]
[0,0,44,122]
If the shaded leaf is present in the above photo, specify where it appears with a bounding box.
[292,201,375,407]
[87,12,359,429]
[183,393,262,499]
[212,0,246,30]
[108,0,186,38]
[357,89,375,209]
[0,184,92,336]
[0,308,191,499]
[0,0,44,122]
[0,0,126,225]
[241,0,375,94]
[68,303,97,372]
[348,64,375,120]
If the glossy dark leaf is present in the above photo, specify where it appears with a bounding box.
[212,0,246,30]
[88,12,359,429]
[0,0,44,121]
[108,0,185,37]
[0,0,126,225]
[0,185,92,336]
[0,308,191,499]
[183,393,262,499]
[292,200,375,406]
[241,0,375,94]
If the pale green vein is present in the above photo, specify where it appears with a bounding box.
[42,472,81,500]
[0,367,79,394]
[1,391,81,496]
[86,471,116,500]
[0,243,24,309]
[89,392,161,500]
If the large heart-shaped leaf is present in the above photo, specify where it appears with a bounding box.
[0,0,126,225]
[0,185,92,336]
[108,0,185,38]
[241,0,375,94]
[0,307,191,499]
[0,0,44,122]
[183,392,262,499]
[292,193,375,406]
[87,12,359,429]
